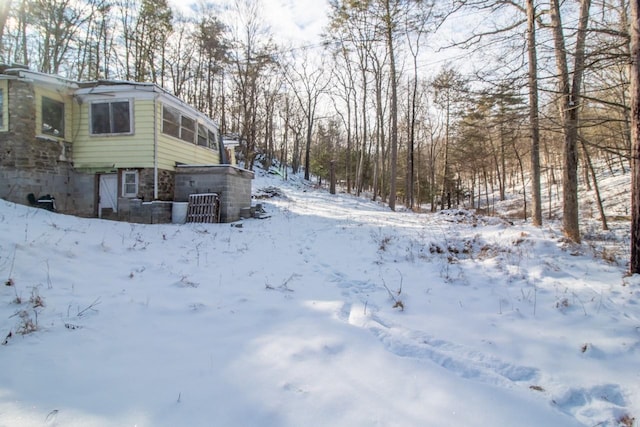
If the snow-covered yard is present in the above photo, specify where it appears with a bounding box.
[1,168,638,426]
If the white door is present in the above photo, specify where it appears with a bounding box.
[99,174,118,216]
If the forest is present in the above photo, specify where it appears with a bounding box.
[1,0,639,266]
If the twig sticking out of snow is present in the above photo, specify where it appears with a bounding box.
[77,297,101,317]
[381,271,404,311]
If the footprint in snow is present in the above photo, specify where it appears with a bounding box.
[361,312,539,389]
[553,384,629,426]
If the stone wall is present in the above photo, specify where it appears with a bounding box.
[137,168,174,201]
[116,198,172,224]
[174,165,254,222]
[0,79,95,216]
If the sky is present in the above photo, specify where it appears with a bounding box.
[166,0,476,80]
[169,0,331,46]
[261,0,330,44]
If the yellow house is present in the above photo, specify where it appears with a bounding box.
[0,67,252,223]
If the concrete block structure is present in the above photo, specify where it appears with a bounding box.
[175,165,254,223]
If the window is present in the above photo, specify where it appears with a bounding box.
[42,96,65,137]
[197,124,208,147]
[199,124,220,150]
[208,130,219,150]
[162,104,196,143]
[162,105,180,139]
[180,115,195,143]
[91,100,131,134]
[122,170,139,198]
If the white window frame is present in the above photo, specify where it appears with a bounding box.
[122,170,139,198]
[90,99,133,136]
[162,104,197,144]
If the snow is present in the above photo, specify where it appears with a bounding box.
[1,167,639,427]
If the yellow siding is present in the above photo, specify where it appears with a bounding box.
[72,93,220,171]
[157,137,220,169]
[34,86,73,141]
[73,98,155,169]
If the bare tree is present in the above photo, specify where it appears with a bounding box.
[432,66,467,210]
[31,0,92,75]
[327,0,379,196]
[380,0,400,211]
[228,0,277,171]
[527,0,542,226]
[195,11,229,117]
[75,1,116,81]
[283,49,330,181]
[0,0,12,55]
[133,0,172,84]
[549,0,591,243]
[329,40,357,193]
[630,0,640,273]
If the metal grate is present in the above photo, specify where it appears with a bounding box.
[186,193,220,223]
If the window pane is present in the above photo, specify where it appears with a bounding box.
[208,130,219,150]
[181,115,195,131]
[91,103,111,134]
[123,171,138,196]
[180,116,195,143]
[180,116,196,142]
[197,124,207,146]
[42,97,64,136]
[163,121,179,138]
[163,105,179,122]
[180,128,195,143]
[111,102,131,133]
[162,105,180,138]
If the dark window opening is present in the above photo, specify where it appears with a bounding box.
[42,97,65,137]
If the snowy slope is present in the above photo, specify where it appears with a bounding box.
[0,168,638,427]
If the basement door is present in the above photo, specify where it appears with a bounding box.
[98,173,118,217]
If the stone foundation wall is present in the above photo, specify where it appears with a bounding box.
[117,198,172,224]
[0,79,95,216]
[0,167,95,216]
[174,165,254,222]
[137,168,174,201]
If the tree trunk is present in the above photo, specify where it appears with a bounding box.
[527,0,542,226]
[441,95,451,210]
[629,0,640,273]
[550,0,590,243]
[355,68,367,196]
[385,0,398,212]
[304,109,313,180]
[330,161,336,195]
[581,141,608,230]
[407,73,417,209]
[0,0,11,53]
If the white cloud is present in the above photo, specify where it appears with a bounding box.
[262,0,330,45]
[170,0,329,46]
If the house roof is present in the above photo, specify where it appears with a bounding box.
[0,68,221,131]
[222,133,244,147]
[1,67,79,91]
